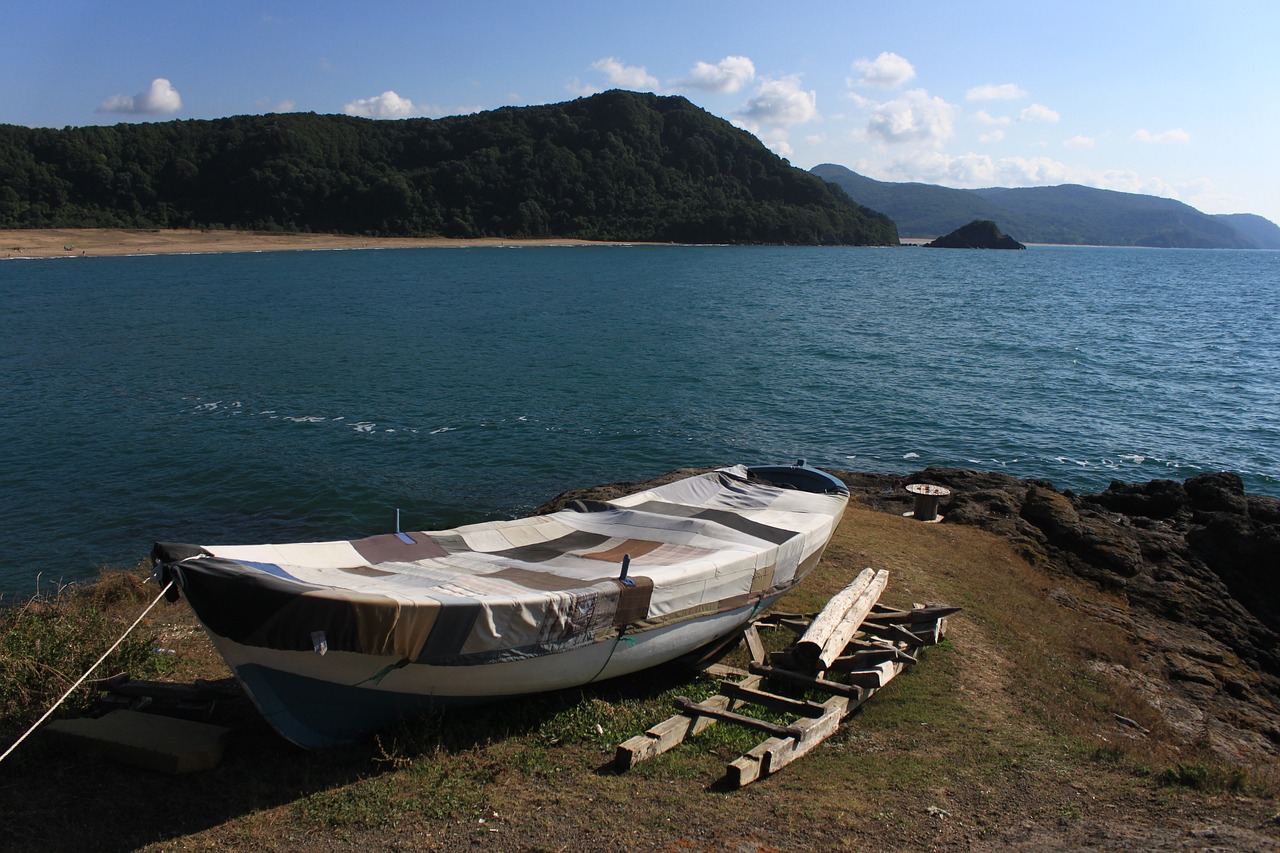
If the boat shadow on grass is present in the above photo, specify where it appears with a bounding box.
[4,656,730,851]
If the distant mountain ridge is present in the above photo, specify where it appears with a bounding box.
[811,163,1280,249]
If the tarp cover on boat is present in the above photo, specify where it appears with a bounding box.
[153,466,847,666]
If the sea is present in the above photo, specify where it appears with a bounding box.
[1,244,1277,598]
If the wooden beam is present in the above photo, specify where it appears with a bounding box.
[672,696,802,740]
[863,604,961,624]
[727,695,850,787]
[718,681,828,718]
[613,675,763,769]
[744,623,767,665]
[748,663,866,702]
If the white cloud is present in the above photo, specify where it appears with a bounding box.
[975,110,1011,126]
[1064,134,1095,149]
[966,83,1026,101]
[1020,103,1060,122]
[850,52,916,88]
[592,57,658,90]
[864,88,955,146]
[677,55,755,93]
[343,90,418,119]
[979,130,1005,143]
[1132,128,1191,144]
[97,78,182,114]
[739,76,818,128]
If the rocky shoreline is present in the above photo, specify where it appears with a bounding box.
[841,467,1280,764]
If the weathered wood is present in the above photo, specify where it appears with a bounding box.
[863,604,962,624]
[718,681,828,718]
[748,663,866,702]
[793,568,876,662]
[744,623,767,665]
[838,660,902,689]
[614,675,764,768]
[817,569,889,667]
[702,663,751,680]
[727,695,850,787]
[830,646,917,668]
[672,696,802,740]
[859,621,928,647]
[793,569,890,671]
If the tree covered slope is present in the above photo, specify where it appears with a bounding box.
[0,91,897,245]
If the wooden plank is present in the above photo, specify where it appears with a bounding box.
[859,621,927,647]
[863,604,961,624]
[672,697,802,740]
[718,681,828,718]
[839,660,902,689]
[829,646,917,668]
[702,663,751,680]
[614,675,764,769]
[744,623,767,665]
[727,695,850,787]
[748,663,866,701]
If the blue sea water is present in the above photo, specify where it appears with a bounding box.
[1,244,1277,597]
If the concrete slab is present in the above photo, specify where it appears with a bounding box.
[45,710,231,773]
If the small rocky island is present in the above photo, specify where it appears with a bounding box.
[925,219,1026,249]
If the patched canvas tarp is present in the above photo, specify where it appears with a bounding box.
[154,466,847,666]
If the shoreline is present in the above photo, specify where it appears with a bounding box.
[0,228,628,259]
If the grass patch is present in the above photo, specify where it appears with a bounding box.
[0,567,173,741]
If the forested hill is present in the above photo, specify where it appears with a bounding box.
[811,162,1272,249]
[0,91,897,245]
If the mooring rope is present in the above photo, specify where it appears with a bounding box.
[0,579,174,766]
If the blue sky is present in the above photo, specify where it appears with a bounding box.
[4,1,1278,225]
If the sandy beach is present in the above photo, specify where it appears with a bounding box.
[0,228,611,259]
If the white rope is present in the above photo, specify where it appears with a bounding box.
[0,580,174,765]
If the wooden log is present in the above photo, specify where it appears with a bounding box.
[793,568,875,663]
[672,697,802,740]
[817,569,889,667]
[793,569,890,672]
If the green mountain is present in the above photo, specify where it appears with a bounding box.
[0,91,897,246]
[811,163,1269,249]
[1214,213,1280,250]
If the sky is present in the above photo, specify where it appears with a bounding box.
[3,1,1278,225]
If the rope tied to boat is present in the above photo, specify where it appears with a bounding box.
[0,579,175,766]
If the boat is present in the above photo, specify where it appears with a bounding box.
[151,463,849,747]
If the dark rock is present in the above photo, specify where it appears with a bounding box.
[924,219,1026,249]
[1186,472,1249,515]
[1085,479,1188,520]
